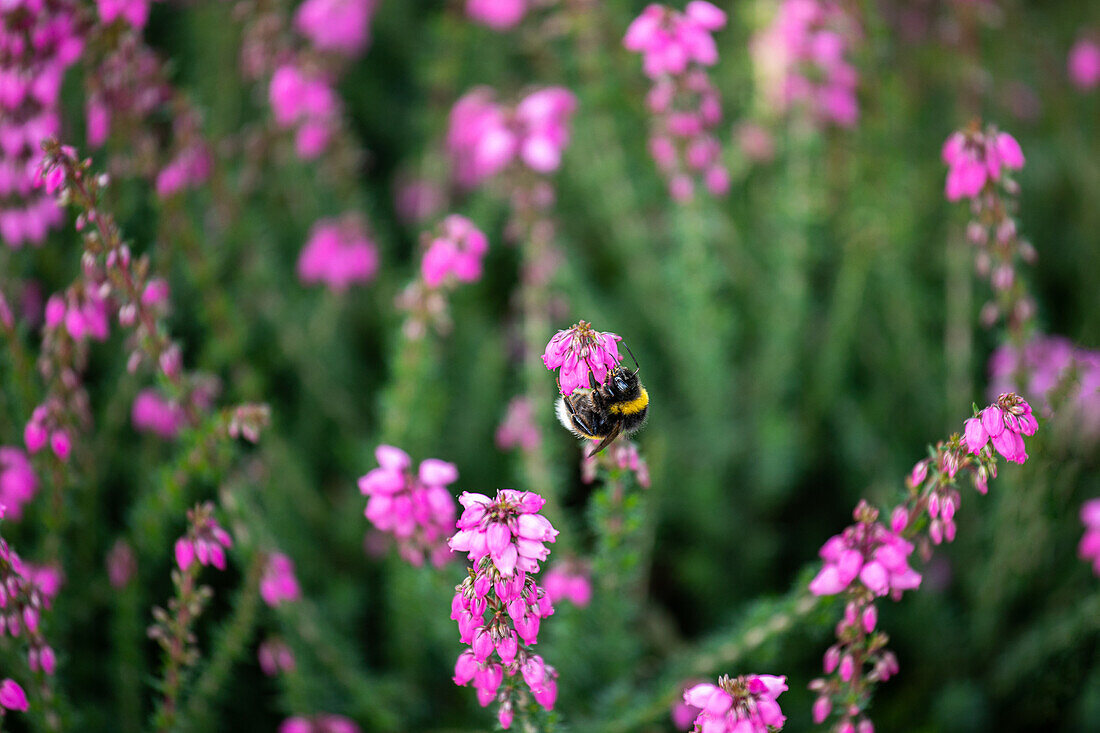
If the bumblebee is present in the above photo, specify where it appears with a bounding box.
[555,352,648,454]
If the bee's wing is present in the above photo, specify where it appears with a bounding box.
[590,423,622,455]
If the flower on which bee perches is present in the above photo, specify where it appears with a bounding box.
[543,321,623,396]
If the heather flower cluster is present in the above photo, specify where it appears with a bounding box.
[624,2,730,200]
[446,86,577,189]
[358,445,458,568]
[280,715,360,733]
[96,0,152,29]
[0,679,28,714]
[132,389,186,439]
[988,336,1100,441]
[1068,38,1100,91]
[942,125,1025,203]
[466,0,527,31]
[0,0,81,248]
[0,447,38,520]
[543,320,623,396]
[449,490,559,728]
[962,392,1037,465]
[174,503,233,572]
[269,64,341,160]
[751,0,860,128]
[0,527,59,681]
[943,123,1035,335]
[297,216,379,292]
[258,637,296,676]
[495,396,541,452]
[1080,499,1100,577]
[810,395,1036,731]
[581,439,650,487]
[260,553,302,607]
[542,561,592,608]
[294,0,378,57]
[682,674,788,733]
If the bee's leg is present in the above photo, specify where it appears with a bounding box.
[564,397,596,436]
[591,423,623,454]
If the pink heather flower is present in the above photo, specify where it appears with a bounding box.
[298,217,380,292]
[279,715,360,733]
[466,0,527,30]
[295,0,378,56]
[96,0,152,29]
[107,539,136,588]
[989,336,1100,440]
[624,3,727,79]
[258,638,296,676]
[49,430,71,461]
[683,674,788,733]
[132,389,185,440]
[542,320,623,396]
[449,490,558,577]
[542,562,592,607]
[942,127,1025,202]
[750,0,860,128]
[175,507,233,572]
[421,215,489,288]
[23,563,62,602]
[809,504,921,598]
[1069,39,1100,90]
[1079,498,1100,577]
[269,64,340,160]
[961,393,1036,465]
[0,447,38,520]
[451,491,559,725]
[671,688,703,730]
[446,87,577,188]
[260,553,302,607]
[0,679,28,713]
[155,144,212,199]
[0,1,81,249]
[495,397,541,452]
[358,445,458,568]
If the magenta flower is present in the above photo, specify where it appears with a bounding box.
[294,0,378,56]
[446,87,577,188]
[155,144,212,199]
[1079,499,1100,577]
[942,127,1025,202]
[1069,39,1100,91]
[96,0,152,28]
[989,336,1100,442]
[466,0,526,30]
[542,562,592,607]
[542,320,623,396]
[750,0,860,128]
[420,215,489,289]
[495,397,541,452]
[0,447,38,521]
[449,490,558,577]
[809,502,921,598]
[624,2,726,78]
[279,714,360,733]
[683,673,788,733]
[358,445,458,568]
[298,217,380,292]
[269,64,340,160]
[961,394,1037,465]
[258,638,296,676]
[0,0,80,249]
[107,539,136,589]
[260,553,302,607]
[132,389,185,440]
[174,506,233,572]
[450,489,559,727]
[0,679,28,713]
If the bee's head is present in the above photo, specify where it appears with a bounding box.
[605,367,640,399]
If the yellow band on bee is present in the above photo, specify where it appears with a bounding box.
[609,388,649,415]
